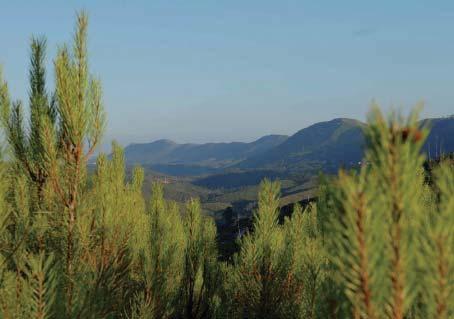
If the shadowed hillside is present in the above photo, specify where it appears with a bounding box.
[421,116,454,158]
[237,118,366,171]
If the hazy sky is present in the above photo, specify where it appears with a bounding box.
[1,1,454,148]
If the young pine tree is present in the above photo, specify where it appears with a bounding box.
[2,12,108,318]
[131,184,219,319]
[283,204,328,318]
[37,11,105,317]
[178,198,219,319]
[0,114,57,319]
[225,180,326,319]
[131,181,186,319]
[418,163,454,319]
[73,143,145,318]
[0,38,56,210]
[325,106,454,319]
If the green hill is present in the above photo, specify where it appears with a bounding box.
[237,118,366,172]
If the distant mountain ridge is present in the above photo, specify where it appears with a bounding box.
[122,116,454,175]
[123,134,288,167]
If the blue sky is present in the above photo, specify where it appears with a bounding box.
[1,1,453,148]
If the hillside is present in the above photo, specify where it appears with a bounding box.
[237,116,454,172]
[420,116,454,158]
[237,118,366,172]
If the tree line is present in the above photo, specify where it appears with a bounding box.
[0,12,452,319]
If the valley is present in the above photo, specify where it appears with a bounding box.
[123,115,453,220]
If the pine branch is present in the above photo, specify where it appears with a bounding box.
[24,253,57,319]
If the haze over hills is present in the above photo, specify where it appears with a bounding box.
[122,116,454,177]
[123,134,288,167]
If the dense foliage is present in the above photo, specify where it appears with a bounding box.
[0,12,452,319]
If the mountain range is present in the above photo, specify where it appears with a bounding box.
[122,116,454,176]
[123,135,288,169]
